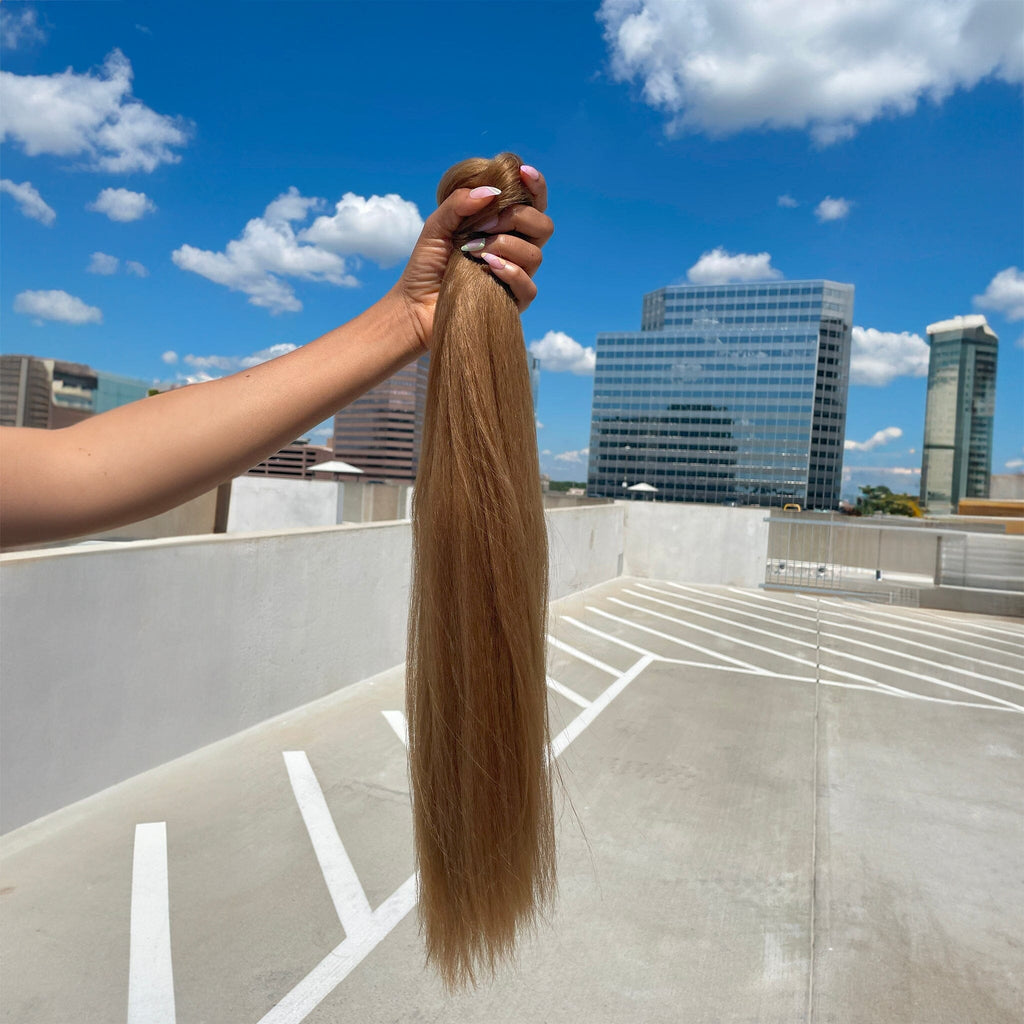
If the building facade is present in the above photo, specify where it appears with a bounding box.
[588,280,854,509]
[332,354,430,481]
[919,315,998,515]
[1,355,151,429]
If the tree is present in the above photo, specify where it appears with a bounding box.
[854,485,921,517]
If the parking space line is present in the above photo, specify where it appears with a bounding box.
[630,586,819,644]
[607,597,818,670]
[546,634,621,677]
[560,615,657,657]
[381,711,409,748]
[589,605,773,672]
[283,752,373,937]
[547,676,592,709]
[728,587,821,621]
[651,583,818,634]
[127,822,176,1024]
[820,666,1024,713]
[817,649,1024,711]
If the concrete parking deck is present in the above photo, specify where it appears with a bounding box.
[2,578,1021,1023]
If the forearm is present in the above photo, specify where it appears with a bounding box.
[0,288,422,547]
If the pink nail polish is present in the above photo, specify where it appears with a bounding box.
[520,165,540,181]
[469,186,501,199]
[478,215,500,231]
[481,252,507,270]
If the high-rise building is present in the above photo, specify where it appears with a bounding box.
[588,280,854,509]
[920,315,998,515]
[332,354,430,481]
[0,355,151,428]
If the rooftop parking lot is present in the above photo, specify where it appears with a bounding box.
[2,577,1021,1023]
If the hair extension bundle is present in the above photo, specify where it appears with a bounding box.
[406,152,554,989]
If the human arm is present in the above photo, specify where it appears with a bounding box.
[0,167,552,548]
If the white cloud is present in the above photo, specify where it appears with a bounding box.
[536,420,544,429]
[180,343,298,381]
[528,330,596,375]
[87,251,119,275]
[815,196,852,222]
[1005,458,1024,470]
[0,178,55,225]
[844,426,903,452]
[974,266,1024,321]
[598,0,1024,144]
[850,326,930,386]
[172,186,420,314]
[88,187,156,222]
[125,260,149,277]
[1,7,46,50]
[0,49,190,172]
[554,447,590,465]
[161,350,178,365]
[299,192,423,266]
[541,448,552,456]
[686,247,782,285]
[777,194,798,208]
[13,289,102,325]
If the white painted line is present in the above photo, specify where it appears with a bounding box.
[817,649,1024,712]
[588,605,771,673]
[560,615,656,657]
[257,873,419,1024]
[819,667,1024,713]
[127,822,176,1024]
[655,582,818,633]
[547,676,592,709]
[607,598,819,671]
[728,587,821,620]
[549,655,654,759]
[818,630,1024,693]
[283,751,373,937]
[546,634,621,677]
[381,710,409,748]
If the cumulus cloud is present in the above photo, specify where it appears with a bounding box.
[0,178,56,225]
[815,196,852,222]
[173,186,421,314]
[87,187,156,222]
[844,426,903,453]
[528,330,596,375]
[125,260,149,277]
[777,194,799,208]
[1,7,46,49]
[974,266,1024,321]
[299,192,423,266]
[554,447,590,465]
[598,0,1024,144]
[850,326,930,386]
[13,289,102,324]
[161,350,178,365]
[0,49,190,172]
[686,247,782,285]
[87,251,119,275]
[178,343,297,381]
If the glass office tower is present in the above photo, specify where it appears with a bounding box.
[588,280,854,509]
[919,315,998,515]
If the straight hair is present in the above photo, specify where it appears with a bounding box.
[406,152,554,989]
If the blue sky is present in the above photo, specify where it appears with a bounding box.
[2,0,1022,494]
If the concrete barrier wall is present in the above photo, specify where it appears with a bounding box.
[0,504,626,832]
[622,503,770,586]
[227,476,341,532]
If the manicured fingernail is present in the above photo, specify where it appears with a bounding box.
[469,186,502,198]
[520,165,540,180]
[460,239,486,252]
[478,215,499,231]
[481,252,508,270]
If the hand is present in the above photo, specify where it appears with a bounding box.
[394,165,553,352]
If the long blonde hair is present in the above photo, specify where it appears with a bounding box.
[406,152,554,989]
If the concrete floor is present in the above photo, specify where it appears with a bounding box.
[1,579,1021,1023]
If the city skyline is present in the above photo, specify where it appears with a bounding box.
[1,1,1022,497]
